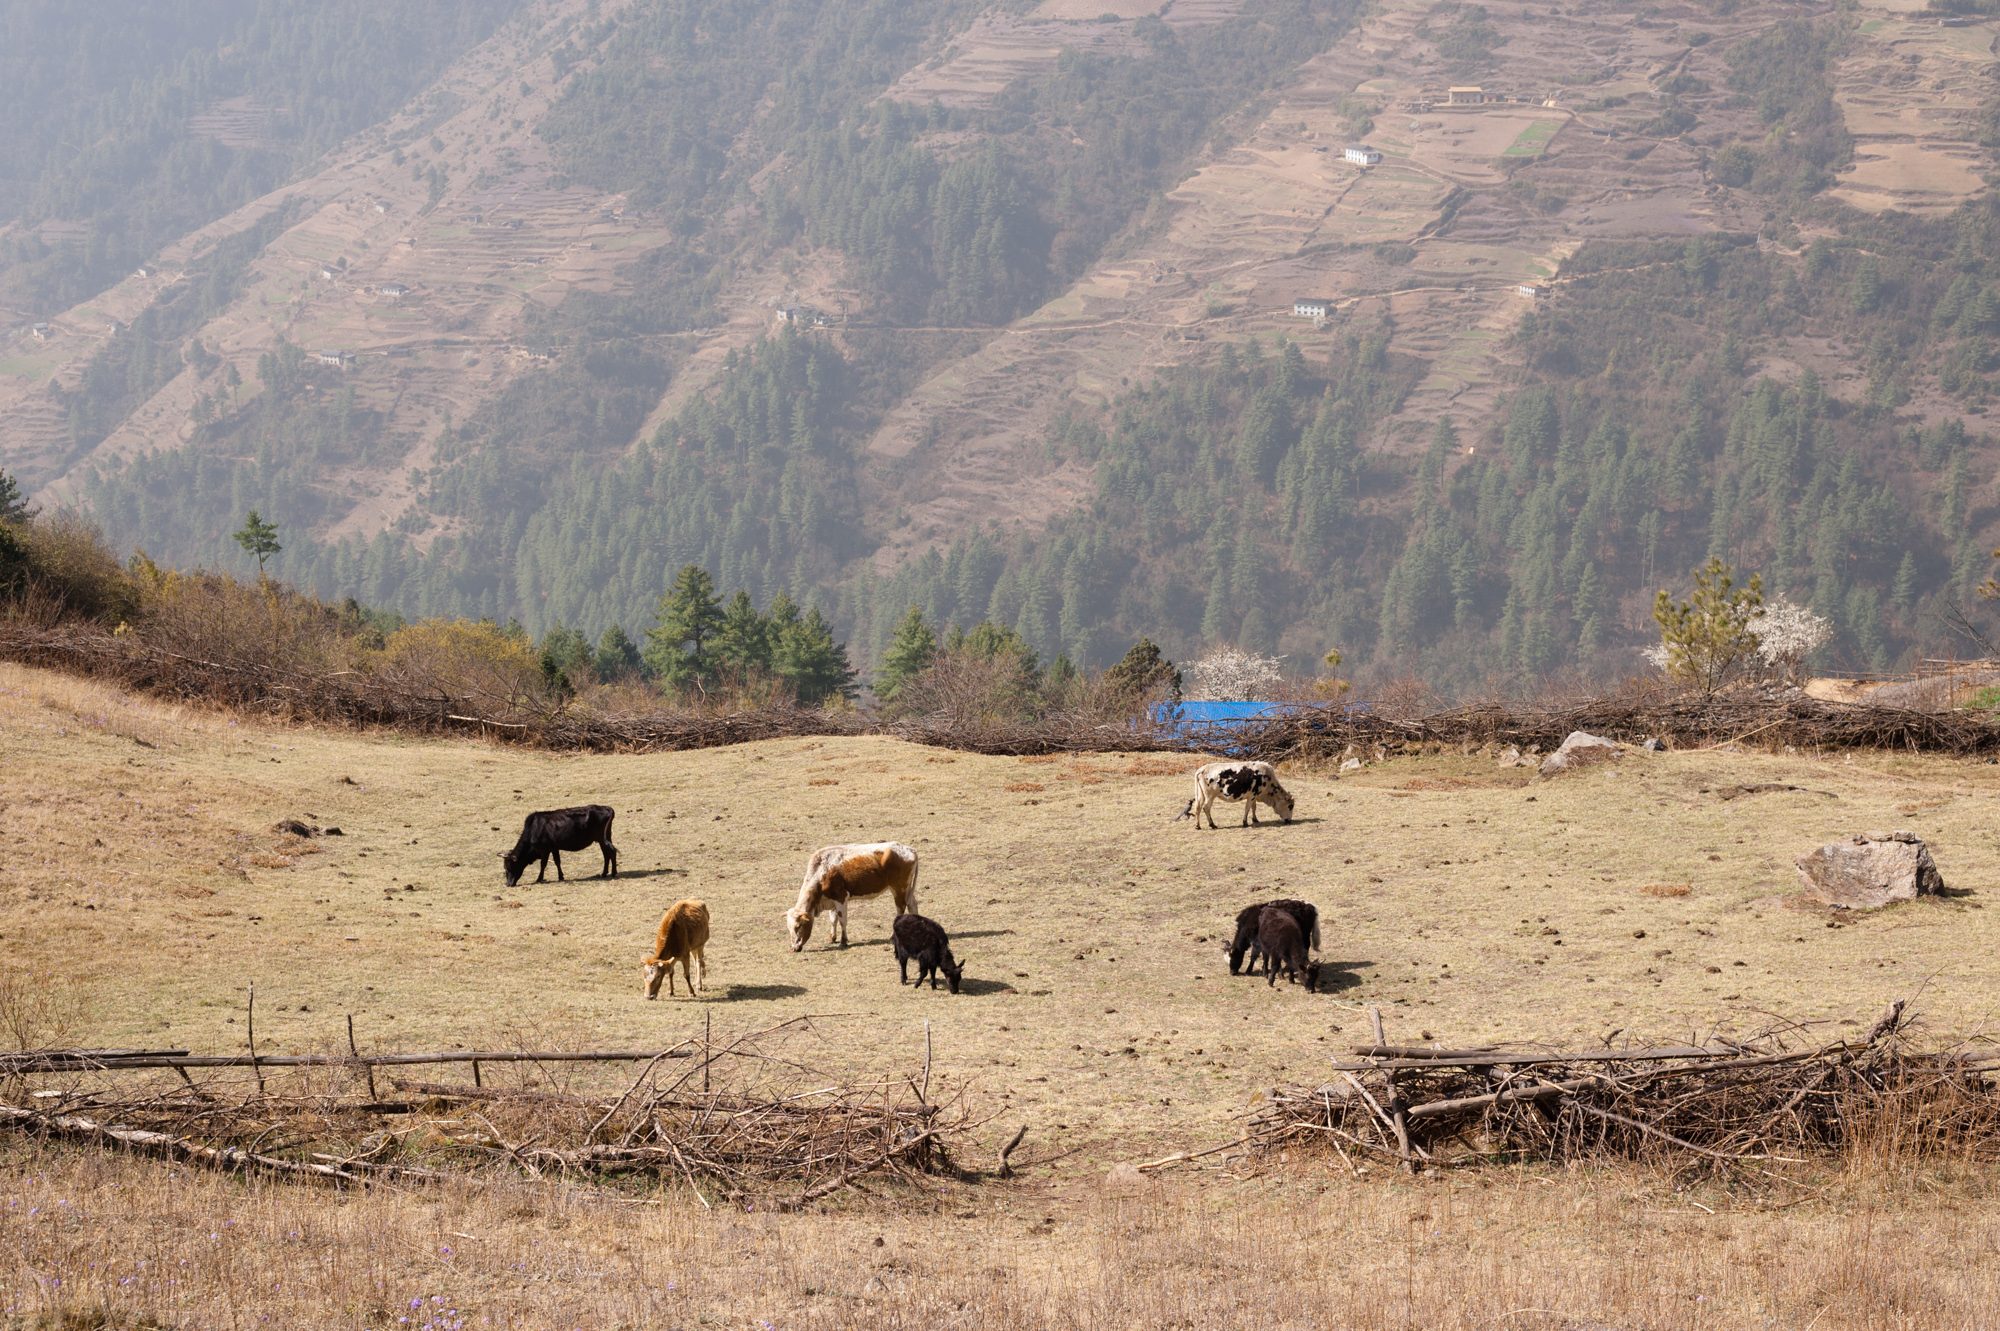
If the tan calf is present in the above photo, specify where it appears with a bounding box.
[643,898,710,999]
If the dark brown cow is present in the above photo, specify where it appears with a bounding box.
[502,805,618,886]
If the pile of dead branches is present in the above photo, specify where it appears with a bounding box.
[1227,692,2000,764]
[10,618,2000,760]
[0,1022,968,1205]
[1252,1003,2000,1172]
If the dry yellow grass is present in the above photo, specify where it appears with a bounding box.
[7,660,2000,1150]
[8,1142,2000,1329]
[11,662,2000,1324]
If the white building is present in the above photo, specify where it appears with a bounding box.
[1292,298,1334,320]
[1343,145,1383,166]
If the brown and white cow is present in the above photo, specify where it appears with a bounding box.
[643,898,710,999]
[785,842,919,951]
[1176,760,1296,829]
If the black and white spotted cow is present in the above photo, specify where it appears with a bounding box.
[1175,760,1296,829]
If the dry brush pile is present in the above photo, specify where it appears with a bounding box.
[1252,1003,2000,1174]
[6,616,1999,761]
[0,1020,970,1206]
[1227,691,2000,763]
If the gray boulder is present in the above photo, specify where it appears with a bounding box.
[1796,831,1945,909]
[1538,731,1623,778]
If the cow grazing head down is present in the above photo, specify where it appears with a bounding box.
[1269,783,1297,823]
[501,850,528,887]
[935,952,965,994]
[785,906,816,952]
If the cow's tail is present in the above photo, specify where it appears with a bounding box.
[1173,798,1194,821]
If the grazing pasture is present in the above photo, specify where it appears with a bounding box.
[9,660,2000,1328]
[4,660,1999,1150]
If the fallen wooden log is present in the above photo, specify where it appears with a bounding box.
[0,1047,697,1073]
[0,1102,382,1187]
[1330,1045,1723,1072]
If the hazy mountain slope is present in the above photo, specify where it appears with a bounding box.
[10,0,2000,684]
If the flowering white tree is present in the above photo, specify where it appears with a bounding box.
[1747,598,1832,686]
[1186,647,1284,701]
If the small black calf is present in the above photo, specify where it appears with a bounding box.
[1258,905,1321,992]
[1228,898,1320,975]
[892,913,965,993]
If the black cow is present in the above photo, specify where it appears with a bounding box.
[1228,898,1320,975]
[1258,905,1321,992]
[892,913,965,993]
[502,805,618,886]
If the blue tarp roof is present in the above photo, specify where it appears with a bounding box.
[1151,700,1299,751]
[1149,699,1371,753]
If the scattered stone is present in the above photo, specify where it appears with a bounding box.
[1103,1162,1150,1192]
[1495,745,1531,769]
[1640,737,1667,752]
[1795,830,1945,910]
[1340,757,1363,772]
[272,819,321,838]
[1537,731,1623,778]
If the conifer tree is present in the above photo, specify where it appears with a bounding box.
[0,469,34,524]
[233,510,281,578]
[1103,637,1179,704]
[594,625,644,680]
[644,565,725,693]
[876,606,939,701]
[774,604,856,706]
[713,590,773,684]
[1651,557,1764,694]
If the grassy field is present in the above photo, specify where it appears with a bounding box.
[1501,120,1561,158]
[6,661,2000,1145]
[8,661,2000,1325]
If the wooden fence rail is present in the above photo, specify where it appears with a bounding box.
[0,1046,696,1075]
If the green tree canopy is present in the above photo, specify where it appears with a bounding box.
[876,606,939,701]
[774,604,857,706]
[0,470,34,524]
[1652,557,1764,693]
[713,590,775,683]
[232,510,281,576]
[644,564,725,693]
[594,624,644,681]
[1103,636,1179,704]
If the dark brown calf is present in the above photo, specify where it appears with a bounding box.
[1258,906,1321,992]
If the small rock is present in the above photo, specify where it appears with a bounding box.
[1795,830,1945,910]
[1103,1162,1150,1192]
[272,819,319,838]
[1640,737,1667,752]
[1538,731,1624,778]
[1496,745,1530,768]
[1340,757,1363,772]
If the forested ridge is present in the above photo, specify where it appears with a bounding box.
[0,1,524,313]
[28,1,2000,689]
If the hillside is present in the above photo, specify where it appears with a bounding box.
[7,0,2000,685]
